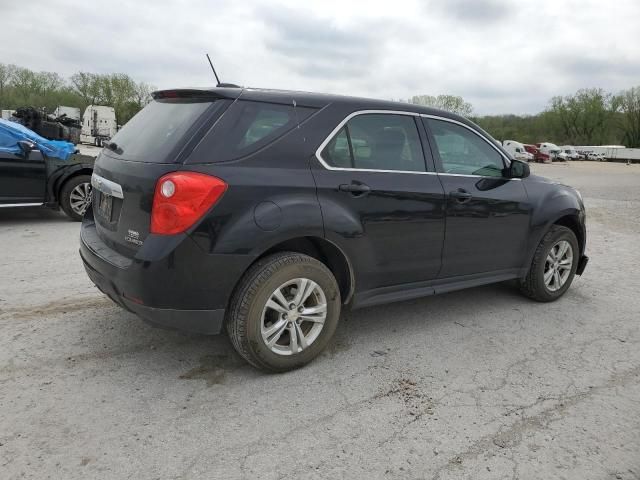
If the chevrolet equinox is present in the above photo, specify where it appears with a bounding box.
[80,87,588,372]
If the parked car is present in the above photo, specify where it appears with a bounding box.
[503,140,534,161]
[80,87,588,372]
[1,119,94,220]
[588,152,607,161]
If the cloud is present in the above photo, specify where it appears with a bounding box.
[430,0,514,23]
[0,0,639,115]
[257,5,388,79]
[552,54,640,80]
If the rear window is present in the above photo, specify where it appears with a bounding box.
[104,98,217,162]
[189,100,316,163]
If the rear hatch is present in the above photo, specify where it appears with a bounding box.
[91,90,236,258]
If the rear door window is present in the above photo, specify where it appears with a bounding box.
[321,113,426,172]
[192,100,316,163]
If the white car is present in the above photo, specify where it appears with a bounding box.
[586,152,607,161]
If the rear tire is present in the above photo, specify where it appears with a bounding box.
[60,175,92,221]
[520,225,579,302]
[226,252,341,372]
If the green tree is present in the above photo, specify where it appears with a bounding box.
[409,94,474,117]
[547,88,620,145]
[0,63,153,127]
[10,67,38,104]
[619,87,640,147]
[0,63,16,103]
[70,71,100,108]
[133,81,154,108]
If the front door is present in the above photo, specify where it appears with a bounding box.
[423,117,532,278]
[312,112,446,293]
[0,149,46,204]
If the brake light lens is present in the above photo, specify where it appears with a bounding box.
[150,172,227,235]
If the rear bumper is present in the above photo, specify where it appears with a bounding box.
[79,214,251,335]
[81,253,225,334]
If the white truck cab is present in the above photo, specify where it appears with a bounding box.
[503,140,534,161]
[80,105,117,146]
[559,146,581,160]
[538,142,566,161]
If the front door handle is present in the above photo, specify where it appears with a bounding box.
[339,182,371,197]
[450,189,472,203]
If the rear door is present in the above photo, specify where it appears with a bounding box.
[422,116,532,278]
[0,148,46,204]
[311,111,446,293]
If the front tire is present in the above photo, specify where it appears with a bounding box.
[60,175,92,221]
[226,252,341,372]
[520,225,579,302]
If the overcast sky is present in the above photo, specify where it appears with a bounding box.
[2,0,639,115]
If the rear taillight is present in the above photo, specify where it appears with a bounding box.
[150,172,227,235]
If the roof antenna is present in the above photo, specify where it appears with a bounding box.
[206,53,221,86]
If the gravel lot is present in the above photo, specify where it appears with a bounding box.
[1,161,639,480]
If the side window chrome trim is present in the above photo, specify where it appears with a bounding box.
[420,113,510,165]
[438,172,521,181]
[314,109,432,175]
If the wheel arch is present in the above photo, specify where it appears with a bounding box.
[256,236,355,305]
[523,208,585,276]
[552,213,585,255]
[54,167,93,203]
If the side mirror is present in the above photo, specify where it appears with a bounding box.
[508,159,530,179]
[17,140,36,156]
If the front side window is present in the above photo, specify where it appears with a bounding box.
[321,114,426,172]
[426,118,505,177]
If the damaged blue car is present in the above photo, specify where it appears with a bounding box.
[0,118,95,220]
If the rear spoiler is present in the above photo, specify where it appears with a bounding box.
[152,88,243,101]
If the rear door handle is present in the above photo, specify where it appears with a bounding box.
[339,183,371,196]
[449,189,472,202]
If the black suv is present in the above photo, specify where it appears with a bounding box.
[80,87,588,372]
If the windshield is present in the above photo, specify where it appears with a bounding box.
[105,98,216,163]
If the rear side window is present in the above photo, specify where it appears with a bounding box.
[105,98,216,162]
[193,100,316,163]
[239,107,289,148]
[321,114,426,172]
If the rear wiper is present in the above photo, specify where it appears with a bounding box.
[105,141,123,155]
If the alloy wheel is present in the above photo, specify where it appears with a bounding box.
[261,278,327,356]
[544,240,573,292]
[69,182,92,216]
